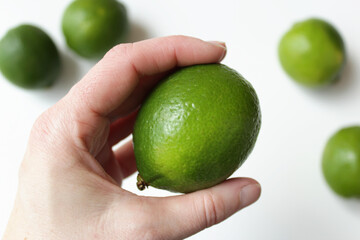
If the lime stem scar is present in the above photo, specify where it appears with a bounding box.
[136,173,149,191]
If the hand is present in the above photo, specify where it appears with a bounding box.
[4,36,261,240]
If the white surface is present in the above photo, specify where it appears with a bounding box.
[1,0,360,239]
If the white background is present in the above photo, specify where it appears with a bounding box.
[1,0,360,239]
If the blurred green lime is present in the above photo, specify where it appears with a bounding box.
[0,24,61,89]
[322,126,360,198]
[278,18,345,88]
[62,0,129,59]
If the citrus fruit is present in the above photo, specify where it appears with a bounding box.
[0,24,60,89]
[322,126,360,198]
[62,0,128,59]
[278,18,345,87]
[133,64,261,193]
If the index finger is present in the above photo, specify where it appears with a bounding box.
[67,35,226,118]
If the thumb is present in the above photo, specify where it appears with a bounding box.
[155,178,261,239]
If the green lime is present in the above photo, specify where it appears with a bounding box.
[0,24,60,89]
[133,64,261,193]
[278,18,345,87]
[322,126,360,198]
[62,0,128,59]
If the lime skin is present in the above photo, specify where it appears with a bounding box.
[62,0,128,59]
[133,64,261,193]
[278,18,345,88]
[322,126,360,198]
[0,24,61,89]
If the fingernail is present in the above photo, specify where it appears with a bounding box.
[239,183,261,208]
[208,41,226,49]
[207,41,227,61]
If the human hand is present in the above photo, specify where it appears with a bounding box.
[3,36,261,240]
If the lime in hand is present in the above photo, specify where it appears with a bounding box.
[322,126,360,198]
[278,18,345,88]
[133,64,261,193]
[62,0,129,59]
[0,24,60,89]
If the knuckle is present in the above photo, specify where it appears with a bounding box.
[29,101,72,148]
[20,109,57,179]
[30,109,54,142]
[202,192,226,228]
[104,42,140,76]
[105,42,134,59]
[111,198,164,240]
[169,34,188,42]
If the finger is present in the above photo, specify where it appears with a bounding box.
[108,109,138,146]
[114,140,137,179]
[108,72,171,119]
[97,146,123,184]
[67,35,227,118]
[97,140,136,185]
[150,178,261,239]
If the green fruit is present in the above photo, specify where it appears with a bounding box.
[62,0,128,59]
[322,126,360,198]
[278,18,345,87]
[0,24,60,89]
[133,64,261,193]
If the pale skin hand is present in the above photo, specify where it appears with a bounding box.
[3,36,261,240]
